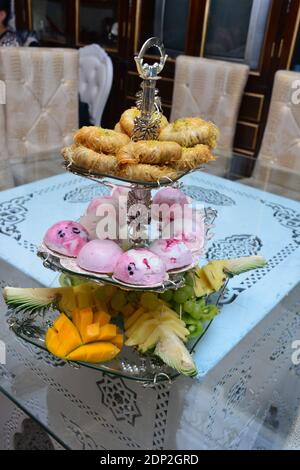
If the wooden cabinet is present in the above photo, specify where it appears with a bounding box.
[15,0,300,174]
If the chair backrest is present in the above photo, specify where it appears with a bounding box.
[257,70,300,175]
[171,56,249,153]
[0,47,79,162]
[0,102,14,190]
[79,44,113,126]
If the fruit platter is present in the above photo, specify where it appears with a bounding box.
[3,38,267,383]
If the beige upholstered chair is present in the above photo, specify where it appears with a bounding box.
[258,70,300,172]
[0,47,79,164]
[245,70,300,198]
[171,56,249,154]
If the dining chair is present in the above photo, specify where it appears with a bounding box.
[171,56,249,154]
[0,47,79,163]
[79,44,113,126]
[244,70,300,198]
[258,70,300,172]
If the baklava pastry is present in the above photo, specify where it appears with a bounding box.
[119,107,169,137]
[62,145,118,175]
[74,126,130,154]
[117,140,182,166]
[118,163,178,182]
[174,144,215,171]
[159,117,219,149]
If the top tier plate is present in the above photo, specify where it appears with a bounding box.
[63,161,204,189]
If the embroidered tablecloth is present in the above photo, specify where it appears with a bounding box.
[0,172,299,378]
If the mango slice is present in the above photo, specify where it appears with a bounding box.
[111,334,124,349]
[46,314,82,357]
[72,307,93,342]
[85,322,101,343]
[97,324,117,341]
[45,327,64,358]
[67,342,120,363]
[93,311,111,327]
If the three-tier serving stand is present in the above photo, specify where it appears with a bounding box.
[9,38,220,384]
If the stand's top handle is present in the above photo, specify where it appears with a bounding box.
[135,37,168,79]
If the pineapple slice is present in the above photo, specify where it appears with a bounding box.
[125,319,160,347]
[124,307,145,330]
[125,312,154,338]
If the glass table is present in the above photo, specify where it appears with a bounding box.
[0,150,299,450]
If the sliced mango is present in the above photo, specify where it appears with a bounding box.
[56,314,82,353]
[111,334,124,349]
[72,307,94,342]
[45,327,65,358]
[46,314,82,357]
[85,322,101,343]
[97,323,117,341]
[93,311,111,327]
[67,342,120,363]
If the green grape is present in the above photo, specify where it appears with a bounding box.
[196,298,206,309]
[173,287,191,304]
[127,291,138,305]
[188,322,204,338]
[189,302,203,320]
[182,313,198,325]
[185,273,194,287]
[199,304,219,321]
[111,291,127,311]
[183,300,195,315]
[184,285,195,299]
[95,287,107,301]
[140,292,159,310]
[160,290,173,303]
[104,285,117,300]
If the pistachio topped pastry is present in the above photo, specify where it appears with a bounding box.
[118,107,169,138]
[74,126,130,155]
[159,117,219,149]
[174,144,215,171]
[117,140,182,166]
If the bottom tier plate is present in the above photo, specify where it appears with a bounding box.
[7,288,225,383]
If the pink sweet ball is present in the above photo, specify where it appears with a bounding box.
[110,185,130,200]
[43,221,89,257]
[113,249,167,286]
[162,210,205,254]
[150,239,193,271]
[152,188,189,221]
[77,240,124,274]
[86,196,119,216]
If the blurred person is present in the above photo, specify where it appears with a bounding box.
[0,0,18,47]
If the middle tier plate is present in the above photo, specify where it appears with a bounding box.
[37,244,199,293]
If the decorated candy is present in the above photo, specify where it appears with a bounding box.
[152,187,189,221]
[81,195,122,240]
[43,221,89,257]
[150,239,193,271]
[77,240,124,273]
[86,195,119,216]
[113,249,167,286]
[162,209,205,254]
